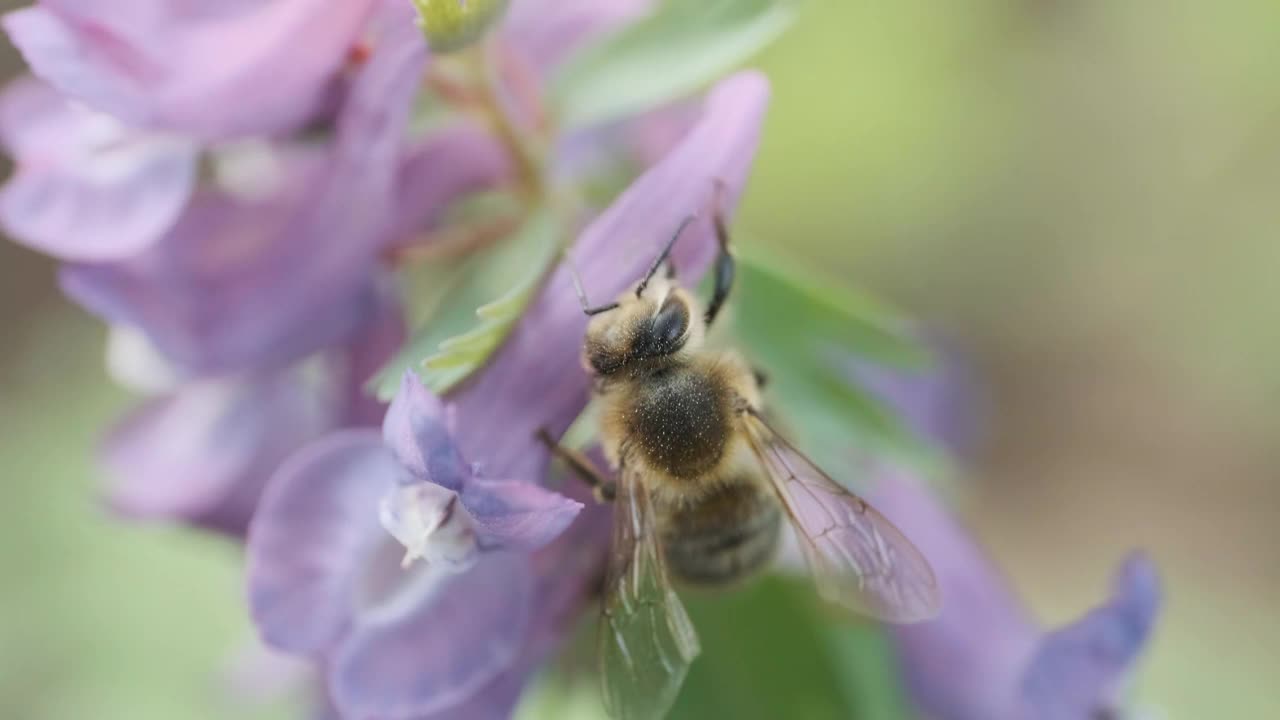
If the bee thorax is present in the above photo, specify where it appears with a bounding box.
[624,367,732,481]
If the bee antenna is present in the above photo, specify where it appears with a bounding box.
[636,215,696,298]
[567,256,619,316]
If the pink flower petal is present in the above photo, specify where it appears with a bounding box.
[3,0,380,139]
[329,552,532,719]
[0,75,195,261]
[59,24,426,374]
[247,431,404,654]
[102,370,337,536]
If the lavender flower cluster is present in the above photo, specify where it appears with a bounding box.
[1,1,1162,719]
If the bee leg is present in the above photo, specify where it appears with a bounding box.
[704,183,735,327]
[536,429,617,503]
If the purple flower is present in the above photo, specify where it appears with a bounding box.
[2,0,380,140]
[859,359,1161,720]
[59,18,426,374]
[876,474,1161,720]
[501,0,652,76]
[102,288,405,536]
[0,75,196,261]
[849,342,982,458]
[246,371,583,718]
[103,369,337,537]
[246,70,771,717]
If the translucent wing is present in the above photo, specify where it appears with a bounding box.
[599,466,700,720]
[740,408,942,623]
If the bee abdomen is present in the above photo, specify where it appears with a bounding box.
[661,484,782,586]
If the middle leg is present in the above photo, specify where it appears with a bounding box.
[536,429,616,502]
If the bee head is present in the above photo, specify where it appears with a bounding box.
[574,216,712,376]
[582,276,706,376]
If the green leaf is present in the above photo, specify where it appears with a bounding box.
[737,243,927,369]
[731,248,938,474]
[550,0,796,131]
[515,579,911,720]
[372,207,561,400]
[669,577,906,720]
[823,621,914,720]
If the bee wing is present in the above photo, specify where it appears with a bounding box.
[740,408,942,623]
[598,465,701,720]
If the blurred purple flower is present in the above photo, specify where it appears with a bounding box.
[60,19,425,375]
[386,124,512,251]
[2,0,379,140]
[247,71,771,717]
[104,369,337,537]
[0,75,196,261]
[102,286,405,536]
[849,343,981,458]
[860,358,1162,720]
[877,475,1161,720]
[501,0,651,81]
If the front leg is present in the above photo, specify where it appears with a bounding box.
[704,184,735,327]
[537,429,616,502]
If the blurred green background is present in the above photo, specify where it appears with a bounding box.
[3,1,1279,717]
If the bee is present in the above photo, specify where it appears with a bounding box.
[540,210,942,720]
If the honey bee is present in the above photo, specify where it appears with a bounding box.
[541,210,942,720]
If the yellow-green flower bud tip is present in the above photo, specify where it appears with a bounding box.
[412,0,511,53]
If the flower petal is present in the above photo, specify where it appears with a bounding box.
[329,552,533,719]
[1017,553,1162,720]
[502,0,653,76]
[247,430,405,654]
[877,471,1039,720]
[60,27,427,374]
[336,280,406,427]
[102,370,337,536]
[3,0,379,139]
[451,70,771,482]
[0,75,195,261]
[386,124,513,250]
[847,342,980,456]
[382,371,470,490]
[424,496,611,720]
[461,478,582,552]
[58,180,381,374]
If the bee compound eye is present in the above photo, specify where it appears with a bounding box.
[639,298,689,357]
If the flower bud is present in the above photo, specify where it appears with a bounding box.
[411,0,511,53]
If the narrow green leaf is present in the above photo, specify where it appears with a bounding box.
[372,207,561,399]
[550,0,796,131]
[737,244,927,369]
[419,268,548,388]
[731,248,937,472]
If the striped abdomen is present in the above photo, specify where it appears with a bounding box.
[660,480,781,586]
